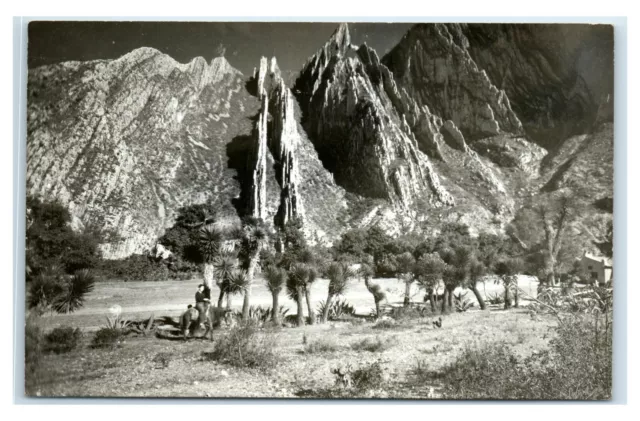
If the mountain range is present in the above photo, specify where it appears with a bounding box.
[26,23,614,259]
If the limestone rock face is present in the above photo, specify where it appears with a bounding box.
[247,56,348,243]
[384,23,614,148]
[27,48,259,258]
[383,24,524,142]
[294,24,454,210]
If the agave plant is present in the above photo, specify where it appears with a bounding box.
[317,298,356,322]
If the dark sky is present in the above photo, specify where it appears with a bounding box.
[27,21,414,75]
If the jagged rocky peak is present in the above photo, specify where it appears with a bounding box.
[294,23,454,210]
[249,55,306,227]
[382,24,524,142]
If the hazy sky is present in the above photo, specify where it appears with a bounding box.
[28,21,414,75]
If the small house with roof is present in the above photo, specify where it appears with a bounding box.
[578,252,613,286]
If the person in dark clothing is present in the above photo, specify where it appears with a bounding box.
[195,284,210,328]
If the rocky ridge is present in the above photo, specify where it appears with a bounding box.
[27,48,260,258]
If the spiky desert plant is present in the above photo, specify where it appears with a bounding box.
[287,263,314,327]
[359,263,385,318]
[264,265,287,324]
[321,262,356,323]
[234,217,269,320]
[53,269,96,314]
[213,251,238,307]
[199,224,225,296]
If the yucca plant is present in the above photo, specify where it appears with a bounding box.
[264,265,287,324]
[234,217,269,320]
[213,251,238,307]
[287,263,314,327]
[53,269,96,314]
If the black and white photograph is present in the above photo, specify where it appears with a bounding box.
[22,20,616,400]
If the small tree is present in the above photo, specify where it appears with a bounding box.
[287,263,313,327]
[264,265,287,324]
[396,252,416,306]
[234,217,268,320]
[199,224,225,299]
[495,258,524,309]
[413,253,447,312]
[359,263,385,318]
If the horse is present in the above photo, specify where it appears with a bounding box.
[180,303,233,341]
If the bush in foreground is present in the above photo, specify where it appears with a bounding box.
[44,326,82,354]
[203,321,278,370]
[417,315,612,400]
[91,327,124,349]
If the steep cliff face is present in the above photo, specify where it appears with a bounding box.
[383,24,524,142]
[384,23,614,149]
[245,56,348,243]
[294,24,454,210]
[27,48,260,258]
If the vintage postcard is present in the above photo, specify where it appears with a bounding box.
[24,21,614,399]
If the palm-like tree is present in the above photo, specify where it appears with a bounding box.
[287,263,313,326]
[234,217,269,320]
[413,253,447,312]
[264,265,287,324]
[199,224,225,296]
[396,252,416,306]
[359,263,385,318]
[321,262,355,323]
[53,269,96,314]
[212,252,238,307]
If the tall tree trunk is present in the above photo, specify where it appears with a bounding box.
[217,289,225,308]
[242,250,260,320]
[504,278,513,310]
[271,291,280,325]
[305,288,315,325]
[470,282,486,310]
[203,263,214,292]
[403,277,411,307]
[441,289,449,313]
[514,278,520,308]
[375,299,381,318]
[322,292,334,323]
[296,287,305,327]
[447,286,454,310]
[429,288,437,313]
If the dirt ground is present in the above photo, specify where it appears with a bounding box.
[27,274,555,399]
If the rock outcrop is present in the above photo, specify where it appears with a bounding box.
[294,24,454,210]
[384,23,614,149]
[27,48,260,258]
[245,56,347,242]
[383,24,524,142]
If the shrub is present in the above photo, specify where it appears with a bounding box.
[352,360,386,391]
[91,327,124,349]
[372,318,406,330]
[44,326,82,354]
[350,335,394,352]
[485,292,505,305]
[417,315,612,400]
[203,321,278,369]
[303,337,341,354]
[100,254,169,282]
